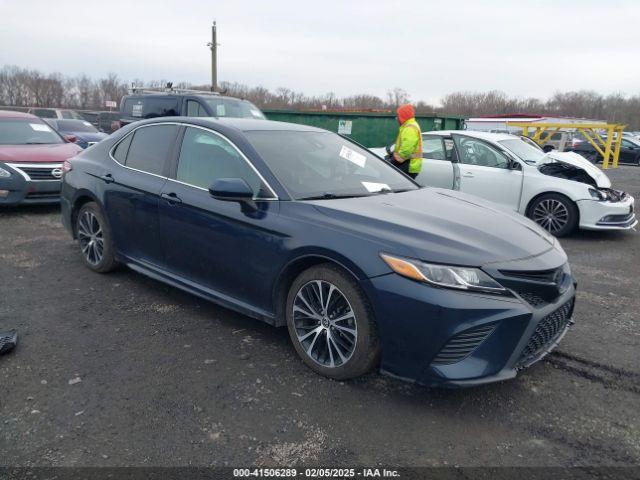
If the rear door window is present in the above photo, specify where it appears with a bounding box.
[422,136,446,160]
[121,124,179,176]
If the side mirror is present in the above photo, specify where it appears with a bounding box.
[509,160,521,170]
[64,134,77,143]
[385,144,394,155]
[209,178,254,202]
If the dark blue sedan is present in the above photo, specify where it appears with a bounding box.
[60,117,576,387]
[46,119,108,149]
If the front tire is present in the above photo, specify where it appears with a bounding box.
[286,264,380,380]
[528,193,578,237]
[76,202,118,273]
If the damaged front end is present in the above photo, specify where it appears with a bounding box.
[537,151,612,189]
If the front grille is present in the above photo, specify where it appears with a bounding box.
[499,267,560,283]
[19,166,60,181]
[517,300,573,368]
[498,266,566,308]
[431,323,496,365]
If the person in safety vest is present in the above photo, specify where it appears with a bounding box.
[392,104,422,179]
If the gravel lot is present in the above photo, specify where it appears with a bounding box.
[1,166,639,467]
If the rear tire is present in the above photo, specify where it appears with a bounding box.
[527,193,578,237]
[76,202,118,273]
[286,264,380,380]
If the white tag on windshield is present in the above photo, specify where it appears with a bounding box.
[362,181,390,193]
[339,146,366,168]
[30,123,52,132]
[216,104,226,116]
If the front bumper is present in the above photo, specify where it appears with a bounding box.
[577,195,636,230]
[363,266,575,388]
[0,163,62,206]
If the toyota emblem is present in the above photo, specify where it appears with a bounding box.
[51,168,63,179]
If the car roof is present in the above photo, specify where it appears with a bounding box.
[0,110,38,119]
[140,116,327,133]
[123,93,253,102]
[425,130,520,142]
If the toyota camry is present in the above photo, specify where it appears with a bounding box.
[60,117,576,387]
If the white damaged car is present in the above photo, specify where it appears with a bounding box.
[372,130,636,236]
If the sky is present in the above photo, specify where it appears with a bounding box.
[0,0,639,105]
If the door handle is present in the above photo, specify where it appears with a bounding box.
[161,192,182,205]
[100,173,114,184]
[462,172,474,178]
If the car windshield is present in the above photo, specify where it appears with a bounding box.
[0,118,64,145]
[245,130,419,200]
[52,120,99,133]
[499,138,546,164]
[203,97,265,119]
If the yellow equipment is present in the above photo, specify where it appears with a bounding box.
[506,122,626,169]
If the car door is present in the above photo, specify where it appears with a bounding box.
[415,135,454,189]
[157,125,281,311]
[452,134,523,210]
[104,123,180,267]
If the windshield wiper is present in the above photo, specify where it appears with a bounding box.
[298,193,370,201]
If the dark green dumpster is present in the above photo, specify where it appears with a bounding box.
[263,109,466,147]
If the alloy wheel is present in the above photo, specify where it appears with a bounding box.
[532,199,569,234]
[292,280,357,368]
[77,210,104,266]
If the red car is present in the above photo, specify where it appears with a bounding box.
[0,110,83,205]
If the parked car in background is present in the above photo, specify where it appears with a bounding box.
[117,90,266,128]
[61,117,576,387]
[0,106,29,113]
[0,110,82,205]
[45,119,108,149]
[525,131,571,152]
[372,130,636,236]
[28,107,84,120]
[570,135,640,165]
[78,110,101,128]
[98,111,121,133]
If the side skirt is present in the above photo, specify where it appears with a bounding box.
[122,256,277,325]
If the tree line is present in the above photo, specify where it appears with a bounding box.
[1,65,639,129]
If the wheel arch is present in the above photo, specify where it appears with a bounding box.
[70,190,102,239]
[272,253,367,327]
[525,191,580,224]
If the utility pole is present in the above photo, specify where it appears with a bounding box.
[207,21,218,92]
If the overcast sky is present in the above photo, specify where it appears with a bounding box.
[1,0,638,105]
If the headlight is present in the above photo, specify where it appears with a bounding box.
[380,253,507,294]
[0,167,11,178]
[588,188,606,201]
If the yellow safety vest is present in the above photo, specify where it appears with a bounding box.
[394,118,423,174]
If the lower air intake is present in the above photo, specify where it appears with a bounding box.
[517,300,573,368]
[431,323,496,365]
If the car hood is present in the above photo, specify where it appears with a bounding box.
[309,188,561,267]
[537,151,611,188]
[0,143,82,163]
[70,131,108,142]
